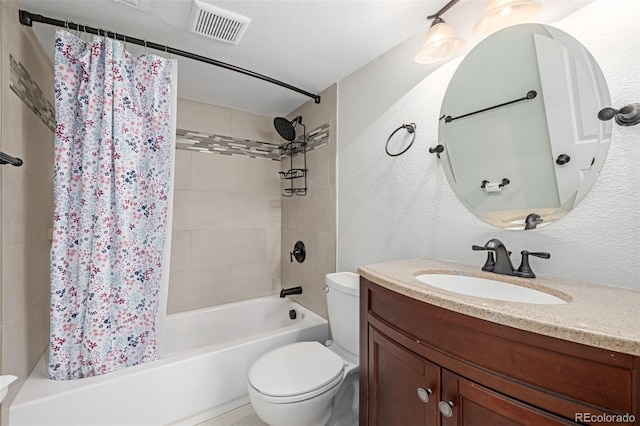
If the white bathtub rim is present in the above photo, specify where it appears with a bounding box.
[11,296,327,411]
[161,295,320,356]
[12,322,323,413]
[164,294,309,321]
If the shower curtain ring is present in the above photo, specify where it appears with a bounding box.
[123,34,127,50]
[144,39,148,55]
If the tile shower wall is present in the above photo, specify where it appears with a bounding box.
[167,98,282,313]
[0,1,55,423]
[281,84,337,319]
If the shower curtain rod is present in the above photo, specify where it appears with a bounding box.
[18,10,322,104]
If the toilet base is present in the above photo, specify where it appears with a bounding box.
[249,382,339,426]
[326,369,359,426]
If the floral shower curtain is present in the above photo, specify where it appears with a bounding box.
[50,29,176,380]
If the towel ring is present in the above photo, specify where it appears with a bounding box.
[385,123,417,157]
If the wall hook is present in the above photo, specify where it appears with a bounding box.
[429,144,444,158]
[598,103,640,126]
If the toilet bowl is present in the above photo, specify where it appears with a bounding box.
[247,272,360,426]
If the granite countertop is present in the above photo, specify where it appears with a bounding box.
[358,258,640,356]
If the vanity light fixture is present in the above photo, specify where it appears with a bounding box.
[414,0,466,65]
[415,0,543,65]
[472,0,542,38]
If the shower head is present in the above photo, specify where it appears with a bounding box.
[273,116,302,141]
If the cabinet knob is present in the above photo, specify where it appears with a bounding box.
[438,400,454,417]
[416,387,432,403]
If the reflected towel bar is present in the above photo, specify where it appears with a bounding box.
[0,151,23,166]
[443,90,537,123]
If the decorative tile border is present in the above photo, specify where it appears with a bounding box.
[176,129,281,160]
[9,54,56,132]
[7,54,332,157]
[304,123,330,152]
[176,123,330,160]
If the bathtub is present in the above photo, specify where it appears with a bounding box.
[10,296,328,426]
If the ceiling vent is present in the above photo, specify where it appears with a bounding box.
[187,0,251,45]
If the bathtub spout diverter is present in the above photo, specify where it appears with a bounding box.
[280,286,303,298]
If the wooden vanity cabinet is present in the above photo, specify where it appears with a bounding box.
[360,278,640,426]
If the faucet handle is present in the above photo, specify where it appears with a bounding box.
[472,245,496,271]
[516,250,550,278]
[529,251,550,259]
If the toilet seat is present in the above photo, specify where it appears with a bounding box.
[248,341,345,403]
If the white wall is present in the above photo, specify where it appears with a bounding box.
[337,0,640,290]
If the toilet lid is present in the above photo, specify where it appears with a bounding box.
[248,341,345,397]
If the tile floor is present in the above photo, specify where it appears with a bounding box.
[198,403,267,426]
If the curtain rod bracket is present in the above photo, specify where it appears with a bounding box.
[19,10,33,26]
[0,151,23,166]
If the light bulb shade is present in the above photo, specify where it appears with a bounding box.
[472,0,542,38]
[414,20,467,65]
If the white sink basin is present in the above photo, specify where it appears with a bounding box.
[414,274,567,305]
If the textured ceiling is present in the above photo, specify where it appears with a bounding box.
[19,0,592,117]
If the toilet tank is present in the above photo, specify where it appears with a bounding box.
[325,272,360,357]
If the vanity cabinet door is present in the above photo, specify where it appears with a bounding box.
[368,325,440,426]
[440,369,574,426]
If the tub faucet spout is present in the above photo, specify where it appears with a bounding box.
[280,286,303,298]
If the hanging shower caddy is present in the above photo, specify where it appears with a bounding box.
[279,139,307,197]
[274,116,307,197]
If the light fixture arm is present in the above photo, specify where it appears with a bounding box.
[430,16,445,28]
[427,0,461,20]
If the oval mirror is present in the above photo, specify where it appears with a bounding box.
[438,24,611,230]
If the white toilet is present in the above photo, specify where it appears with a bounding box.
[248,272,360,426]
